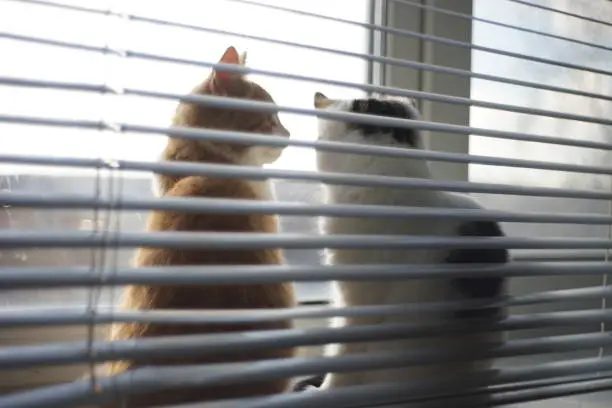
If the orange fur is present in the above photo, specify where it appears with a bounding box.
[102,46,295,407]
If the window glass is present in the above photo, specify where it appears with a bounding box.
[0,0,371,305]
[470,0,612,379]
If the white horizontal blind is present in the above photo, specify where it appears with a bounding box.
[0,0,611,407]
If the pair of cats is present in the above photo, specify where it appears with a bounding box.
[101,46,508,407]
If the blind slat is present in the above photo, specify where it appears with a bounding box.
[5,81,612,151]
[12,0,612,84]
[131,91,612,149]
[513,250,607,261]
[487,378,612,408]
[5,355,612,408]
[0,262,609,287]
[4,101,612,176]
[394,0,612,52]
[6,192,612,225]
[506,0,612,27]
[0,282,611,326]
[2,230,612,250]
[3,29,611,104]
[1,310,612,369]
[3,152,612,201]
[4,73,611,129]
[218,0,612,77]
[151,355,612,408]
[167,376,612,408]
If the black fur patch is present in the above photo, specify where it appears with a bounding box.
[350,98,418,147]
[446,220,508,320]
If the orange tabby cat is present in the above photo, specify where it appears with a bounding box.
[103,46,296,407]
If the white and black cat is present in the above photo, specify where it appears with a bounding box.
[309,92,509,402]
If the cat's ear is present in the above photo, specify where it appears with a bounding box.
[239,51,247,66]
[213,46,243,82]
[210,46,245,95]
[314,92,334,109]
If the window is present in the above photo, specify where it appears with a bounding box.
[0,0,369,171]
[470,0,611,191]
[0,0,373,392]
[0,0,372,307]
[469,1,611,267]
[469,1,612,404]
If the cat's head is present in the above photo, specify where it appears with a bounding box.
[313,92,429,176]
[170,46,289,166]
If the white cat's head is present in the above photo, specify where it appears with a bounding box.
[313,92,430,177]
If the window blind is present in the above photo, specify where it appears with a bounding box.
[0,0,611,407]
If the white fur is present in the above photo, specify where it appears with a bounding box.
[316,98,503,401]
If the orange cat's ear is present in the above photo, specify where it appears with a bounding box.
[314,92,334,109]
[213,46,243,82]
[209,46,247,95]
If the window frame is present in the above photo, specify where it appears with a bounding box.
[377,0,473,182]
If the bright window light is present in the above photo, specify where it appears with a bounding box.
[0,0,370,174]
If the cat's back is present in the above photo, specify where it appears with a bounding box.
[155,175,276,232]
[139,174,282,269]
[322,188,460,266]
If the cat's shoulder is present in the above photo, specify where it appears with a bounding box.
[164,175,266,201]
[147,176,278,234]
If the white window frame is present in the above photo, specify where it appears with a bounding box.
[373,0,472,182]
